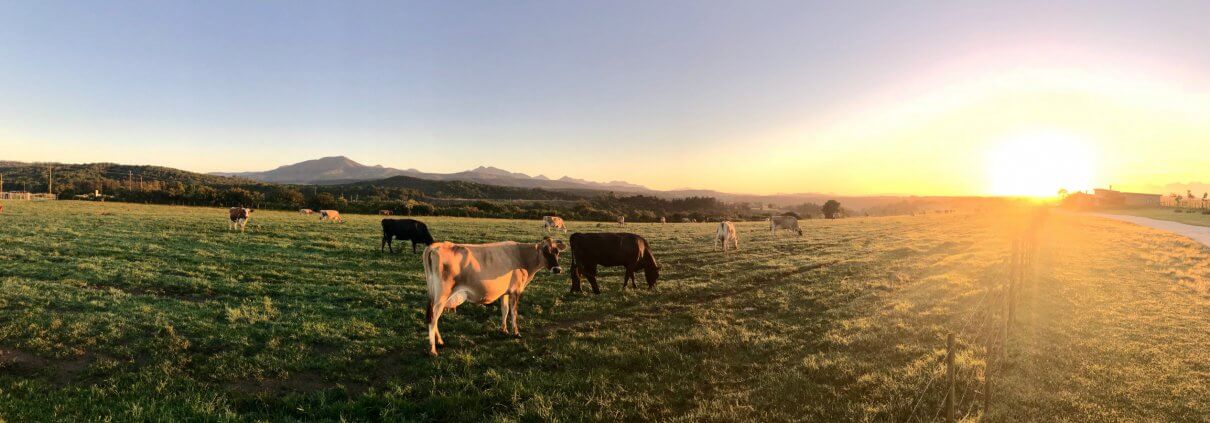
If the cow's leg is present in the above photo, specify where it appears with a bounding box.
[412,241,419,254]
[499,293,511,334]
[428,296,448,356]
[586,266,601,294]
[509,292,521,337]
[381,236,389,253]
[570,265,584,293]
[733,236,740,251]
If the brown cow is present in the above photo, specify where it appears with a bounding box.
[379,210,393,216]
[229,207,252,231]
[299,209,314,215]
[568,232,659,294]
[423,237,567,356]
[543,216,567,232]
[319,210,343,223]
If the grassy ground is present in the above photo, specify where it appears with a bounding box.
[0,200,1206,421]
[1098,207,1210,227]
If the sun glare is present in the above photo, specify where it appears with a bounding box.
[985,130,1095,197]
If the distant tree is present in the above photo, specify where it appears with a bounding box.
[1188,190,1195,200]
[270,187,305,209]
[1057,188,1068,197]
[822,200,842,219]
[313,192,338,210]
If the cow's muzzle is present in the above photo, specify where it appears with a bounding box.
[550,266,563,274]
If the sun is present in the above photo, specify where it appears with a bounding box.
[985,130,1095,197]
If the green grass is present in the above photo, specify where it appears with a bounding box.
[1,200,1206,421]
[1099,207,1210,227]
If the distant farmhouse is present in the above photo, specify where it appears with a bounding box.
[1092,188,1160,207]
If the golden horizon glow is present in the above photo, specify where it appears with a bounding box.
[684,63,1208,196]
[985,130,1095,197]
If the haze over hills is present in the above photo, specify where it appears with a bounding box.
[207,156,955,209]
[211,156,650,192]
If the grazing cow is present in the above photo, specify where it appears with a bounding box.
[228,207,252,232]
[617,216,625,226]
[568,232,660,294]
[716,221,739,251]
[319,210,343,223]
[770,215,804,236]
[299,209,314,215]
[543,216,567,232]
[681,218,691,223]
[379,210,393,216]
[423,237,567,356]
[382,218,435,253]
[659,217,666,224]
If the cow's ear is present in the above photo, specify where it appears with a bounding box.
[555,240,568,251]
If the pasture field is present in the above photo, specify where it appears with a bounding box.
[1097,207,1210,227]
[1,200,1206,422]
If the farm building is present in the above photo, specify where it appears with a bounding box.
[1,191,58,200]
[1092,189,1160,207]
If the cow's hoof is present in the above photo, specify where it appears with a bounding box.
[513,332,522,338]
[429,350,439,357]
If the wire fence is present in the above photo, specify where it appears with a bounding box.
[900,209,1045,422]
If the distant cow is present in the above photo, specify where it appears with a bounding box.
[382,218,435,253]
[568,232,660,294]
[681,218,691,223]
[659,217,666,224]
[229,207,252,232]
[543,216,567,232]
[617,216,625,226]
[379,210,393,216]
[716,221,738,251]
[770,215,803,236]
[423,237,567,355]
[319,210,343,223]
[299,209,314,215]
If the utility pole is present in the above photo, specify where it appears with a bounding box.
[1,173,4,193]
[128,171,134,190]
[47,165,54,194]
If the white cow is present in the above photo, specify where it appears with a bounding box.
[770,215,803,236]
[617,216,625,226]
[543,216,567,232]
[716,221,739,251]
[423,238,567,356]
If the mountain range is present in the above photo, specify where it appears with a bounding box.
[210,156,925,209]
[212,156,649,192]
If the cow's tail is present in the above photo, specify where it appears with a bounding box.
[422,244,442,325]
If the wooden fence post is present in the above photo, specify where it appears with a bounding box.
[946,333,956,423]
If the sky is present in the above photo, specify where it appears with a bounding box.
[1,0,1207,196]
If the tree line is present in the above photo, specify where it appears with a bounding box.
[0,162,774,222]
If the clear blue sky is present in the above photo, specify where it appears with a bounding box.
[2,1,1206,194]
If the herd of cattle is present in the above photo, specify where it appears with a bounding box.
[227,207,805,355]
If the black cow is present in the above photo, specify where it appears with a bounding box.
[568,232,659,294]
[381,219,435,253]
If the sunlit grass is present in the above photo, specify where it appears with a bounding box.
[0,200,1205,421]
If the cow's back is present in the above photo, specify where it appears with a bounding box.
[570,232,645,267]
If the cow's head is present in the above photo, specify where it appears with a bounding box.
[645,257,660,289]
[537,237,568,274]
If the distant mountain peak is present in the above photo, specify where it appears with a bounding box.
[213,156,651,191]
